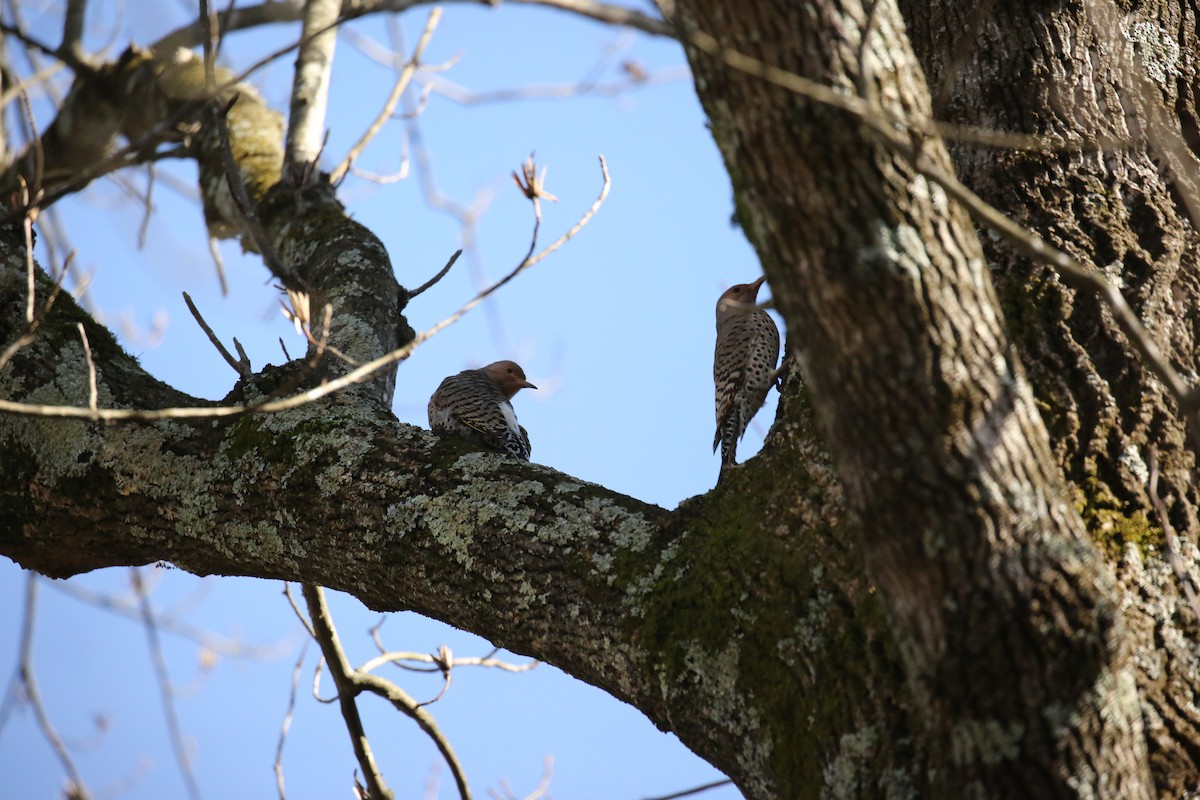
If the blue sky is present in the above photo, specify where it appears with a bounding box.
[1,2,777,798]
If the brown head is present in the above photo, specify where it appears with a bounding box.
[716,275,767,321]
[483,360,538,399]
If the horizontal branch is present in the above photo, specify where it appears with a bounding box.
[153,0,674,53]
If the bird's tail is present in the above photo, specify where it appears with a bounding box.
[715,414,741,468]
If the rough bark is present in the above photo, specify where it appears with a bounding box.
[899,0,1200,792]
[671,0,1169,795]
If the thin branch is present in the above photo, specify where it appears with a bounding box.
[76,323,97,412]
[354,670,472,800]
[0,118,192,228]
[303,585,474,800]
[487,755,553,800]
[198,0,221,92]
[20,191,37,326]
[357,647,537,676]
[348,162,410,184]
[0,62,66,111]
[12,575,95,799]
[135,163,157,249]
[418,65,688,106]
[132,568,202,800]
[0,21,93,74]
[0,248,74,373]
[208,99,301,287]
[311,658,338,704]
[331,7,441,186]
[206,236,230,296]
[0,156,610,421]
[46,579,296,659]
[233,338,251,368]
[275,643,308,800]
[408,249,462,298]
[282,583,315,638]
[183,291,250,376]
[0,334,34,373]
[639,779,733,800]
[153,0,673,53]
[301,584,392,800]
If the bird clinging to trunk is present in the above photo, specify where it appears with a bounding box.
[713,276,780,476]
[428,360,537,460]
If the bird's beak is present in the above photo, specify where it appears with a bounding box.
[521,380,538,390]
[751,275,768,294]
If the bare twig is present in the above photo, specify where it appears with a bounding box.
[275,643,309,800]
[487,755,554,800]
[304,585,473,800]
[0,62,66,111]
[311,659,338,704]
[639,779,734,800]
[0,157,610,421]
[154,0,673,52]
[233,338,251,369]
[46,579,296,659]
[132,568,202,800]
[197,0,220,91]
[1147,447,1200,626]
[76,323,97,412]
[331,7,441,186]
[183,291,250,376]
[206,236,230,296]
[11,575,95,799]
[300,583,392,800]
[409,249,463,299]
[282,583,315,638]
[357,647,537,677]
[348,162,410,184]
[0,118,192,228]
[0,249,75,373]
[0,334,34,373]
[20,183,37,326]
[0,21,92,74]
[419,65,688,105]
[209,99,301,287]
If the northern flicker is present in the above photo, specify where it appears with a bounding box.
[714,276,780,471]
[428,360,537,460]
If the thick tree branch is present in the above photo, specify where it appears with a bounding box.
[0,228,878,799]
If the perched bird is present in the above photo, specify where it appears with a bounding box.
[428,360,537,460]
[713,276,780,472]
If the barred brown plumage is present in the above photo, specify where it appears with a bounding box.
[428,360,537,460]
[713,276,780,475]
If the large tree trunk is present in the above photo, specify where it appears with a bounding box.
[671,0,1196,795]
[3,1,1200,798]
[898,0,1200,792]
